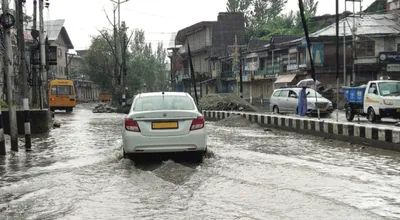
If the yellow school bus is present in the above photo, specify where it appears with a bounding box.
[49,79,76,113]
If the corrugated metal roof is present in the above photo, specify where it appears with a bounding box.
[310,13,400,38]
[26,19,74,49]
[44,19,65,41]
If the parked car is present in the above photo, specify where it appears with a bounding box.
[122,92,207,161]
[269,87,333,115]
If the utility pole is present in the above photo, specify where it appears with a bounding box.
[228,36,246,98]
[2,0,18,151]
[65,52,74,80]
[16,0,32,149]
[345,0,362,85]
[39,0,47,109]
[336,0,340,122]
[31,0,39,106]
[110,0,129,106]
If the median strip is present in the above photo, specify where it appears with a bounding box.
[203,110,400,151]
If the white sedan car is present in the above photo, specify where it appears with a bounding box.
[122,92,207,161]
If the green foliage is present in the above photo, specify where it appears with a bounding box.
[364,0,386,14]
[0,100,8,109]
[227,0,324,41]
[83,26,168,104]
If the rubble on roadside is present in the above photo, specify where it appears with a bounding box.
[199,94,261,112]
[92,103,117,113]
[215,114,260,128]
[53,120,61,128]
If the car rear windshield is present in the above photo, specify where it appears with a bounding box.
[133,95,195,111]
[51,85,74,95]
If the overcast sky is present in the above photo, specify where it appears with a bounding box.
[22,0,376,51]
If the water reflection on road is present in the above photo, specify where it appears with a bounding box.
[0,104,399,220]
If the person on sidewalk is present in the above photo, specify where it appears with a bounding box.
[298,87,308,116]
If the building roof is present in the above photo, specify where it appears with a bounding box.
[26,19,74,49]
[247,39,270,51]
[175,21,214,45]
[310,13,400,38]
[76,49,88,57]
[270,35,303,44]
[167,32,179,49]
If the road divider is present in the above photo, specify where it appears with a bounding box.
[203,110,400,151]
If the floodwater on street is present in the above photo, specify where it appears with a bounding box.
[0,104,400,220]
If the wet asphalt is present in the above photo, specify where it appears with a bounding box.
[0,103,399,220]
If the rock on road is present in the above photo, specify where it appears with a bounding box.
[0,103,399,220]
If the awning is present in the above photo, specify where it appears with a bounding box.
[274,74,297,84]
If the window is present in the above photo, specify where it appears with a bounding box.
[273,90,281,97]
[368,83,377,94]
[305,89,323,98]
[289,90,297,98]
[279,90,289,97]
[378,82,400,96]
[133,95,195,111]
[51,85,74,95]
[397,44,400,52]
[58,48,63,58]
[357,37,375,56]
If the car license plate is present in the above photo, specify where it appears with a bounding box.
[319,108,327,111]
[397,109,400,113]
[152,121,178,129]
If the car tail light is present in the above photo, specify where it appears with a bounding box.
[190,116,204,131]
[125,118,140,132]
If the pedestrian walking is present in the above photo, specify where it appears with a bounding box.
[298,87,308,116]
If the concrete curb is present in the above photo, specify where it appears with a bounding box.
[203,110,400,150]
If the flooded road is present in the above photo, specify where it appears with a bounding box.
[1,104,400,220]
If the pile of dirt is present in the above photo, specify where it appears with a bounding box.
[199,94,261,112]
[215,114,258,127]
[93,103,117,113]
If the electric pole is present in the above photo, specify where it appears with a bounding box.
[2,0,18,151]
[31,0,39,106]
[16,0,32,149]
[227,35,246,98]
[39,0,47,109]
[110,0,129,106]
[65,52,74,80]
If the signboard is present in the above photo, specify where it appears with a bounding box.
[287,64,298,71]
[387,63,400,72]
[264,74,277,79]
[379,52,400,64]
[311,43,324,66]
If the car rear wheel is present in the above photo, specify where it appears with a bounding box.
[192,151,205,163]
[273,106,279,114]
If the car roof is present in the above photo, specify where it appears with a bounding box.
[371,80,400,83]
[274,87,304,91]
[136,92,190,98]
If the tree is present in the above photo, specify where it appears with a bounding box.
[84,26,169,105]
[226,0,253,26]
[82,33,115,93]
[241,0,323,40]
[243,0,287,40]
